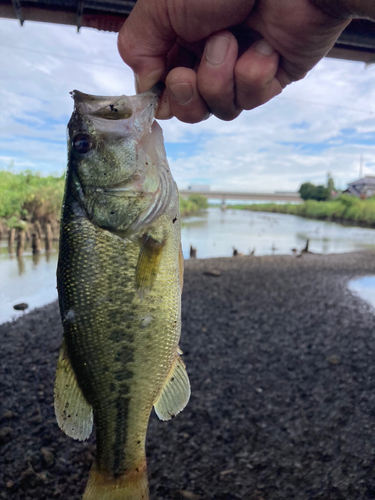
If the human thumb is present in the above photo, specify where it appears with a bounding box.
[118,0,176,93]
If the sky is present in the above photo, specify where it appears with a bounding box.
[1,18,375,193]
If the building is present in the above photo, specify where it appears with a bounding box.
[345,176,375,198]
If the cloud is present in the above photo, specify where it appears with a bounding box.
[0,18,374,192]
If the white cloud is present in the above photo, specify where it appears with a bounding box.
[0,18,374,191]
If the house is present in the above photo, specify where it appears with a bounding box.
[344,176,375,198]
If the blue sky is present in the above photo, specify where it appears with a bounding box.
[0,18,375,192]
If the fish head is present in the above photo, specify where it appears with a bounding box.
[67,86,174,234]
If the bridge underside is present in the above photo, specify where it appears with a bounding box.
[0,0,374,64]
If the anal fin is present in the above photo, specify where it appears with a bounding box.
[54,338,93,440]
[154,353,190,421]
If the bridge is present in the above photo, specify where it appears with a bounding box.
[1,2,374,66]
[179,190,302,203]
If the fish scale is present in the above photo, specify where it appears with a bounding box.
[54,87,190,500]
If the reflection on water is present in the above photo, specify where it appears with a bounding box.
[181,208,375,259]
[0,241,59,324]
[2,208,375,324]
[348,276,375,310]
[17,255,25,275]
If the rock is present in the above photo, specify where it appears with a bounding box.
[0,426,12,440]
[326,355,340,365]
[2,410,17,420]
[220,469,235,475]
[202,270,221,277]
[41,447,55,467]
[176,491,202,499]
[13,303,28,311]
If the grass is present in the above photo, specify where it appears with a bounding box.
[180,193,209,217]
[232,195,375,227]
[0,170,65,226]
[0,170,208,230]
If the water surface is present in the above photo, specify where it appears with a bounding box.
[348,276,375,310]
[181,208,375,259]
[0,242,58,324]
[2,209,375,324]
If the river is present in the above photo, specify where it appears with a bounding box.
[2,208,375,324]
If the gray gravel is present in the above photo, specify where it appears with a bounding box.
[1,251,375,500]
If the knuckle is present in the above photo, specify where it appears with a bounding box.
[235,64,266,89]
[198,77,229,100]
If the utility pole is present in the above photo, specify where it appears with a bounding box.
[359,154,364,178]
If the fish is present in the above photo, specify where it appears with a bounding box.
[54,87,190,500]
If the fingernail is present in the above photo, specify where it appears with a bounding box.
[169,83,193,105]
[205,35,230,65]
[254,39,274,56]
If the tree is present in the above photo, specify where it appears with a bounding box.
[326,172,335,197]
[299,182,329,201]
[299,182,316,200]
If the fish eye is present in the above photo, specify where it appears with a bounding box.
[72,133,93,154]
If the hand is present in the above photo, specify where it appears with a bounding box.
[118,0,351,123]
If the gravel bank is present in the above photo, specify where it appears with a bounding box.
[1,251,375,500]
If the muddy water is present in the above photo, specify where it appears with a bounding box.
[348,276,375,310]
[181,208,375,258]
[2,208,375,324]
[0,242,59,324]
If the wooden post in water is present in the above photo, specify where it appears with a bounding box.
[16,229,25,256]
[32,232,41,254]
[25,227,31,242]
[45,223,53,252]
[8,227,15,252]
[34,221,43,240]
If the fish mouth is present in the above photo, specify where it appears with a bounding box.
[71,83,164,120]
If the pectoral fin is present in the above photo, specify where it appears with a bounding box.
[136,234,165,298]
[54,338,93,441]
[154,353,190,421]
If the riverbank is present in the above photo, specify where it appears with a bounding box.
[232,195,375,228]
[2,251,375,499]
[0,170,208,243]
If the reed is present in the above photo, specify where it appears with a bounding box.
[232,195,375,227]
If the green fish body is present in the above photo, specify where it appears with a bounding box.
[54,88,189,500]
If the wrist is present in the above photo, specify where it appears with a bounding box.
[310,0,375,20]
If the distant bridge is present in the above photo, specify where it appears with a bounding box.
[179,190,302,203]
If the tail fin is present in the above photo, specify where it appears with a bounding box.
[83,461,149,500]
